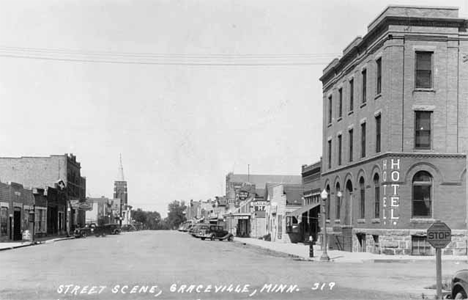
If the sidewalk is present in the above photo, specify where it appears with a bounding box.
[234,237,468,263]
[0,236,74,251]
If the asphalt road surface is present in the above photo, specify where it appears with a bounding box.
[1,230,467,300]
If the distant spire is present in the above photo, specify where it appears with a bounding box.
[118,154,125,181]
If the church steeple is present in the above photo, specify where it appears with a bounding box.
[118,154,125,181]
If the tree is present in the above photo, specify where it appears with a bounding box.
[132,208,147,225]
[166,200,187,229]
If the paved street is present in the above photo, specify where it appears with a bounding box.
[1,231,467,300]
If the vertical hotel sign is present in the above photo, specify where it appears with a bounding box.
[382,158,400,225]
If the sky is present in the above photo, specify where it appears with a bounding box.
[0,0,467,217]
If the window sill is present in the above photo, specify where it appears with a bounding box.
[357,219,366,224]
[335,220,341,224]
[414,88,435,93]
[326,220,331,224]
[410,218,435,224]
[348,110,354,116]
[327,123,332,128]
[371,218,380,224]
[360,102,367,108]
[337,117,342,122]
[375,94,382,100]
[414,148,433,151]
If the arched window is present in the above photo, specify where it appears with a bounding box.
[336,183,341,220]
[326,185,330,220]
[412,171,432,218]
[359,177,365,219]
[373,174,380,218]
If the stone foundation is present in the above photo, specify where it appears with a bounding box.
[351,229,467,256]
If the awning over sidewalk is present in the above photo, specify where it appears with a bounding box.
[286,202,320,218]
[69,200,93,211]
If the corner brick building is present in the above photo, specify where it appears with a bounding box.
[320,6,467,255]
[0,154,87,233]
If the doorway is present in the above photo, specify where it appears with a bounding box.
[356,233,366,252]
[13,209,22,240]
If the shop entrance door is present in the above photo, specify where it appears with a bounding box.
[13,209,22,240]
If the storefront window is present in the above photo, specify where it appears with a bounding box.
[286,216,299,233]
[412,171,432,218]
[374,174,380,219]
[359,177,365,219]
[1,207,8,236]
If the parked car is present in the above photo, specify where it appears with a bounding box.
[197,225,233,241]
[185,224,194,232]
[94,223,121,237]
[121,224,136,232]
[74,223,97,238]
[451,270,468,299]
[178,222,192,232]
[189,224,206,237]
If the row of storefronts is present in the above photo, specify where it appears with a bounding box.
[0,182,72,242]
[0,154,87,242]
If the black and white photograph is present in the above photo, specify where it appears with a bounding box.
[1,0,468,299]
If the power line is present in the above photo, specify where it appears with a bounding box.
[0,45,340,66]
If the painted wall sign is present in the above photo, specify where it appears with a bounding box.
[382,158,400,226]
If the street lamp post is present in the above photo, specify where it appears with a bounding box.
[320,189,330,262]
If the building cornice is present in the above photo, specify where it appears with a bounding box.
[321,152,466,176]
[320,15,467,87]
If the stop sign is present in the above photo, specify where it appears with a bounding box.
[427,221,451,248]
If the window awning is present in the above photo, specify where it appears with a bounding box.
[286,202,320,218]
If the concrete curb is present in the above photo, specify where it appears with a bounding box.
[0,237,75,252]
[234,239,468,264]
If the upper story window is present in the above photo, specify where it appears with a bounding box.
[348,129,354,162]
[338,134,342,166]
[362,69,367,104]
[415,111,432,149]
[375,114,381,153]
[328,95,333,124]
[327,139,332,169]
[349,79,354,112]
[338,88,343,118]
[415,52,432,89]
[376,58,382,95]
[361,122,366,158]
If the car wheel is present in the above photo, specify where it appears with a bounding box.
[102,233,106,237]
[455,289,467,299]
[210,235,215,241]
[82,232,87,238]
[201,237,206,240]
[95,234,100,237]
[228,235,233,241]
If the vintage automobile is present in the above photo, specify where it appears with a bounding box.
[74,223,97,238]
[121,224,136,232]
[196,225,234,241]
[74,223,121,238]
[189,224,205,237]
[451,269,468,299]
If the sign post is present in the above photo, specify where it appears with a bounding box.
[427,221,451,300]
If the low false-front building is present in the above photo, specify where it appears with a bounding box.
[320,6,467,255]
